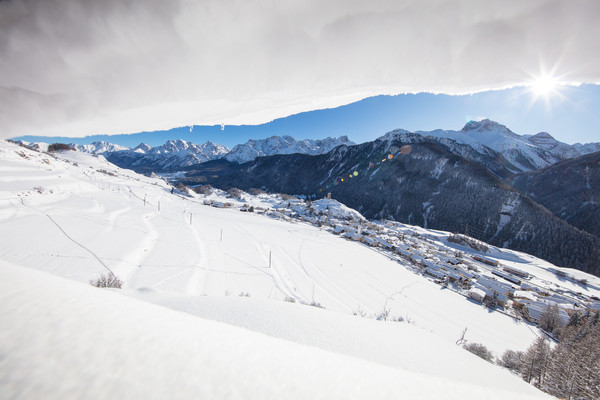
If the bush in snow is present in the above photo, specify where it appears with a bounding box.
[497,349,523,372]
[538,303,562,334]
[193,185,214,195]
[90,272,123,289]
[308,301,325,309]
[375,306,391,321]
[353,305,367,317]
[463,342,494,363]
[48,143,73,152]
[227,187,244,200]
[248,188,266,195]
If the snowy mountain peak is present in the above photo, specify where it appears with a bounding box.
[526,132,559,149]
[133,143,152,154]
[531,131,553,139]
[461,119,520,139]
[162,139,191,152]
[224,135,355,164]
[378,129,413,141]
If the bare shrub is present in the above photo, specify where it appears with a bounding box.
[538,303,562,334]
[464,342,494,362]
[553,269,567,278]
[227,187,244,199]
[498,349,523,372]
[193,185,214,195]
[97,169,117,177]
[90,272,123,288]
[448,233,488,252]
[248,188,266,195]
[575,278,588,286]
[353,305,367,317]
[308,301,325,309]
[375,306,391,321]
[48,143,73,152]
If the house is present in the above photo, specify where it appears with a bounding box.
[474,276,515,307]
[373,237,395,250]
[517,300,570,325]
[492,270,522,285]
[468,288,487,303]
[331,225,346,235]
[424,268,446,280]
[362,236,378,247]
[343,231,363,242]
[502,266,530,279]
[471,255,499,266]
[476,276,516,296]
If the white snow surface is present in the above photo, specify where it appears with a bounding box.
[0,260,551,400]
[0,140,582,398]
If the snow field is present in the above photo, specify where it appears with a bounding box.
[0,142,543,356]
[0,260,552,400]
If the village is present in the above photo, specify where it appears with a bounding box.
[198,188,600,335]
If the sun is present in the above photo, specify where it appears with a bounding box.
[530,74,559,98]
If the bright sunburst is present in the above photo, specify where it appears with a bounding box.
[530,74,560,98]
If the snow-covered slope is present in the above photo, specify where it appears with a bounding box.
[0,260,552,400]
[224,135,354,163]
[2,140,594,398]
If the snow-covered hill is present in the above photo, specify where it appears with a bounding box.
[0,260,552,400]
[3,140,598,398]
[224,135,354,163]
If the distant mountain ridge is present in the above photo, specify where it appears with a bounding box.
[99,135,354,173]
[22,121,599,175]
[414,119,598,172]
[224,135,355,163]
[104,139,230,173]
[70,141,129,154]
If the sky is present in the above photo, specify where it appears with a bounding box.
[17,84,600,148]
[2,0,600,147]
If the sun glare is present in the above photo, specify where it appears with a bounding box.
[531,74,559,97]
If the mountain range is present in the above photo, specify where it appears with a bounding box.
[61,136,354,173]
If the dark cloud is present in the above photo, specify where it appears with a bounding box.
[1,0,599,138]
